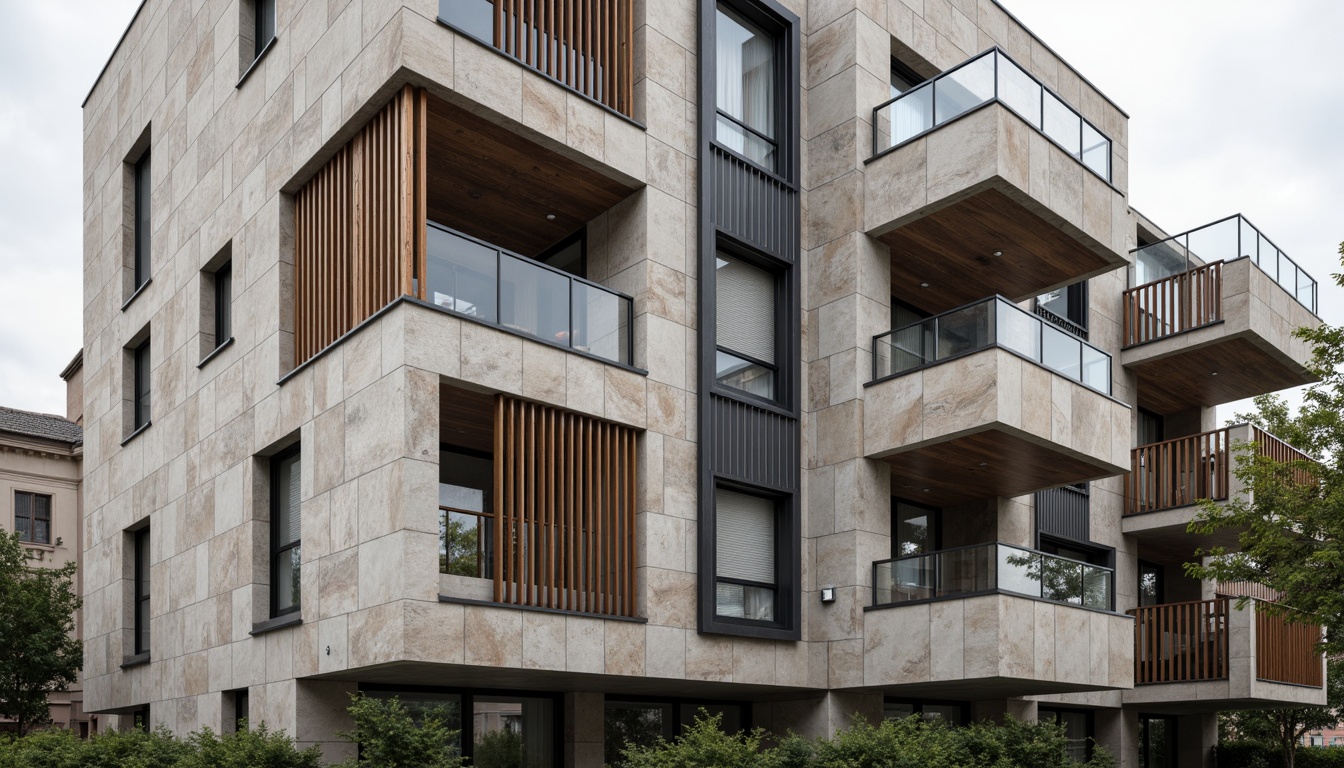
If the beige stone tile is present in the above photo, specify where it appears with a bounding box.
[522,612,567,670]
[463,605,523,668]
[685,632,733,682]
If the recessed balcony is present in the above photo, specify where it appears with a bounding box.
[1121,424,1313,561]
[864,48,1127,314]
[1121,215,1320,414]
[864,296,1130,506]
[1124,598,1325,712]
[863,543,1130,696]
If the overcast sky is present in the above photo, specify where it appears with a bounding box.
[0,0,1340,418]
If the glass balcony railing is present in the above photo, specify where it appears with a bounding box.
[872,542,1113,611]
[1131,214,1318,313]
[424,222,633,365]
[872,47,1112,182]
[872,296,1112,395]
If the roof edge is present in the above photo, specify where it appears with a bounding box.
[59,349,84,381]
[82,0,149,109]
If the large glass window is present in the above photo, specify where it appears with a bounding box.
[714,488,776,622]
[360,689,554,768]
[892,500,939,557]
[715,4,777,169]
[1037,281,1088,337]
[715,253,777,400]
[440,448,494,578]
[270,447,302,617]
[884,699,964,724]
[133,527,151,655]
[605,700,746,767]
[133,339,152,431]
[134,150,151,290]
[1039,709,1091,762]
[14,491,52,545]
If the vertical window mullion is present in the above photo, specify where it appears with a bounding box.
[270,448,302,617]
[134,151,151,289]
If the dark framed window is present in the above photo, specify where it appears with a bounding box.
[270,446,302,617]
[133,339,151,430]
[361,686,559,768]
[229,688,249,732]
[1038,708,1093,762]
[892,499,940,557]
[604,698,747,767]
[254,0,275,59]
[889,57,923,97]
[439,446,494,578]
[537,228,585,278]
[15,491,52,545]
[214,261,233,347]
[714,251,780,401]
[131,705,150,730]
[1139,561,1164,607]
[133,527,151,655]
[1036,281,1088,339]
[714,486,779,624]
[134,150,151,289]
[714,3,781,170]
[1138,408,1165,446]
[883,698,965,724]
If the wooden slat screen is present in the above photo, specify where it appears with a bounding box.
[1256,602,1324,687]
[1253,426,1317,488]
[491,0,634,116]
[294,85,428,365]
[1125,429,1230,515]
[1131,598,1229,684]
[492,395,637,617]
[1122,261,1223,347]
[1217,581,1282,602]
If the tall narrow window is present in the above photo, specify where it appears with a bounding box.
[231,688,250,732]
[1038,709,1092,762]
[1036,281,1088,338]
[715,253,777,400]
[254,0,275,59]
[439,447,493,578]
[133,527,151,655]
[714,488,776,622]
[270,447,302,617]
[1139,561,1164,607]
[715,4,777,169]
[133,339,151,431]
[214,261,233,346]
[892,501,939,557]
[134,151,151,290]
[14,492,52,545]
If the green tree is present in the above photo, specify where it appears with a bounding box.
[1220,662,1344,768]
[337,693,464,768]
[0,531,82,735]
[1187,245,1344,655]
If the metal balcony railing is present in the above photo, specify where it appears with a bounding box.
[872,542,1113,611]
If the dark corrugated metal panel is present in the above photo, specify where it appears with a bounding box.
[711,395,798,491]
[710,147,797,262]
[1035,483,1090,542]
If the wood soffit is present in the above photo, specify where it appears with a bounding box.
[881,188,1113,315]
[424,95,635,258]
[1129,336,1315,415]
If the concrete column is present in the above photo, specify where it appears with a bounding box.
[1176,712,1217,768]
[1094,707,1129,767]
[759,691,883,740]
[565,692,604,768]
[295,680,357,763]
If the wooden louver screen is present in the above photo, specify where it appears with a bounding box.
[293,85,428,364]
[491,0,635,116]
[1124,428,1230,516]
[1131,598,1228,684]
[1122,261,1223,346]
[1256,603,1323,687]
[493,395,637,617]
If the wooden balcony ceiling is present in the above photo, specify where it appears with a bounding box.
[884,429,1113,507]
[440,384,495,454]
[882,188,1112,314]
[425,95,635,258]
[1125,517,1241,564]
[1131,336,1314,415]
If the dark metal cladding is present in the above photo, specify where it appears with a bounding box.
[1035,483,1090,543]
[709,146,798,263]
[711,395,799,492]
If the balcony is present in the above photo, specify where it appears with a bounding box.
[864,297,1130,506]
[863,543,1130,696]
[1121,424,1312,558]
[864,49,1127,314]
[1121,215,1320,414]
[1124,598,1325,711]
[437,0,634,117]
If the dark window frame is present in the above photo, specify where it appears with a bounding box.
[1035,280,1089,339]
[131,704,150,730]
[269,445,302,618]
[230,688,249,732]
[253,0,276,60]
[710,481,792,633]
[438,444,495,579]
[891,497,941,558]
[1138,560,1165,607]
[604,695,751,765]
[133,150,151,290]
[889,57,924,94]
[133,527,151,655]
[133,338,152,431]
[1039,706,1095,762]
[213,261,233,349]
[536,227,587,278]
[710,0,794,179]
[14,491,53,545]
[712,237,789,409]
[883,697,967,725]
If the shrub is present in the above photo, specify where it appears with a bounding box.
[336,693,465,768]
[619,711,782,768]
[182,724,323,768]
[0,722,316,768]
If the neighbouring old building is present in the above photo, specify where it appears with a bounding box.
[78,0,1329,765]
[0,352,87,733]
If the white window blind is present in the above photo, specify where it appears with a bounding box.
[277,452,301,545]
[716,489,775,584]
[715,255,775,364]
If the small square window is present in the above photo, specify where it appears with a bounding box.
[15,492,52,545]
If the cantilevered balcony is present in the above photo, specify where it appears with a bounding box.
[865,48,1128,314]
[1124,598,1325,712]
[1122,215,1320,414]
[863,543,1130,696]
[864,296,1130,506]
[1121,424,1313,560]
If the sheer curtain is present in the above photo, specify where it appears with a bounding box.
[715,6,775,167]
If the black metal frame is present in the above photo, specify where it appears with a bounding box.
[1138,560,1165,607]
[711,238,788,407]
[696,0,801,642]
[1138,714,1178,767]
[253,0,275,60]
[603,694,754,754]
[134,149,151,290]
[1034,280,1089,340]
[891,497,942,557]
[709,479,792,632]
[269,445,302,618]
[213,260,233,350]
[133,526,151,655]
[869,46,1114,184]
[1037,706,1096,762]
[13,490,52,545]
[536,226,588,279]
[133,338,152,430]
[884,697,968,726]
[437,445,495,580]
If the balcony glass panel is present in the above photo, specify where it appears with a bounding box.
[871,50,1112,181]
[873,297,1112,394]
[1186,217,1238,264]
[1240,217,1260,262]
[440,0,494,43]
[1042,92,1081,157]
[426,223,633,365]
[873,543,1113,610]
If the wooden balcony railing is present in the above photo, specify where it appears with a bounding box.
[1256,603,1324,687]
[1124,426,1312,515]
[1132,599,1229,684]
[444,0,635,117]
[1122,261,1223,346]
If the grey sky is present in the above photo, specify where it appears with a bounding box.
[0,0,1339,418]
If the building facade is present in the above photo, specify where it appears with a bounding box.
[78,0,1327,765]
[0,353,87,733]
